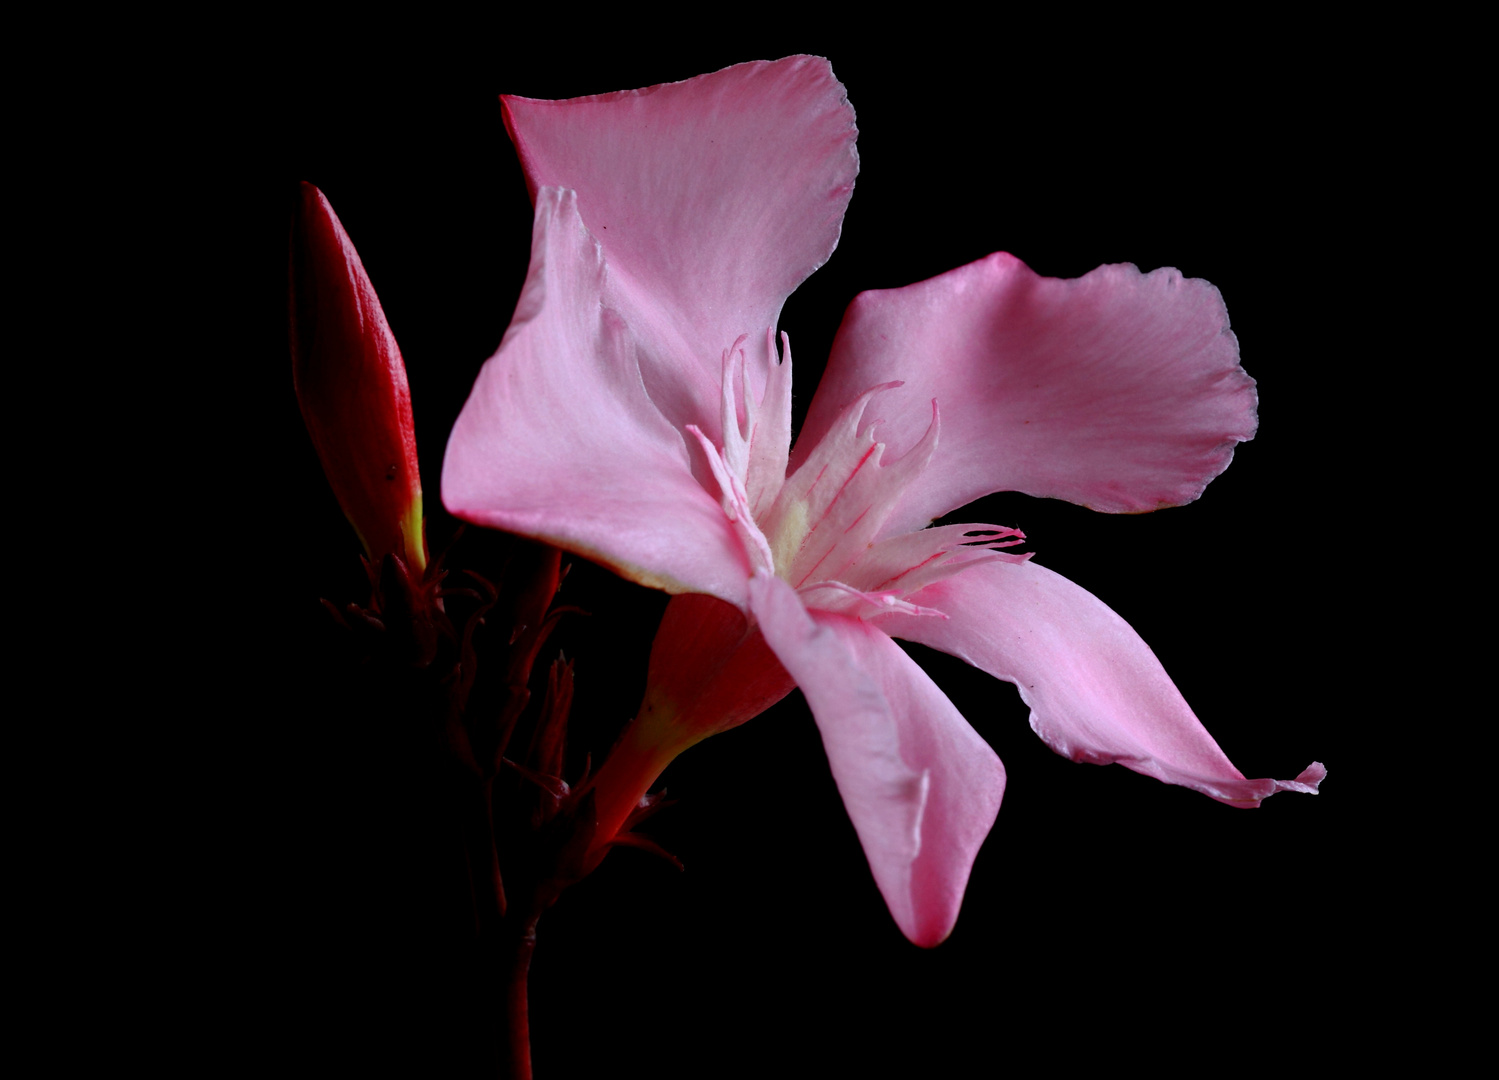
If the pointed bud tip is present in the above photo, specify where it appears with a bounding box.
[289,183,426,572]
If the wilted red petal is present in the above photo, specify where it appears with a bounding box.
[290,182,425,571]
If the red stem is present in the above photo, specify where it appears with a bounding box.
[503,915,540,1080]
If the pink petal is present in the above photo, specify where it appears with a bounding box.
[750,574,1005,947]
[503,57,858,442]
[441,188,749,605]
[872,559,1324,807]
[797,255,1257,535]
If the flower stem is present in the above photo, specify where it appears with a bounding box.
[503,914,541,1080]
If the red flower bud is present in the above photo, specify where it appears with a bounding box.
[290,182,426,572]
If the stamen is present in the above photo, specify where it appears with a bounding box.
[697,350,1027,623]
[797,579,950,620]
[838,522,1031,600]
[761,386,937,590]
[687,423,775,577]
[719,334,752,485]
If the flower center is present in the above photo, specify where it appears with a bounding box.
[692,331,1027,619]
[767,497,810,580]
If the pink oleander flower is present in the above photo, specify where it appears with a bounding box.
[442,57,1324,947]
[291,182,427,573]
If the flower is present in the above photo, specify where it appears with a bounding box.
[441,57,1324,946]
[291,182,427,573]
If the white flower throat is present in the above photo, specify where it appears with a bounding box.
[689,332,1027,620]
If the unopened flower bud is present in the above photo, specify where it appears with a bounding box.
[290,182,426,572]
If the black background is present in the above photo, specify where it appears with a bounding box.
[233,22,1392,1076]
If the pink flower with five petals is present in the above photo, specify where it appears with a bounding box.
[442,56,1323,947]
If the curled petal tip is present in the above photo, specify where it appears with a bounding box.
[1291,762,1327,792]
[874,560,1322,813]
[1221,762,1326,807]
